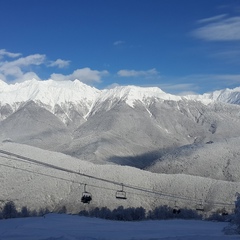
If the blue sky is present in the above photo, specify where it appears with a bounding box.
[1,0,240,94]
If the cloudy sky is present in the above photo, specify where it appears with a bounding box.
[1,0,240,94]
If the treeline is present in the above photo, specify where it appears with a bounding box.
[0,201,230,222]
[0,201,66,219]
[79,205,228,221]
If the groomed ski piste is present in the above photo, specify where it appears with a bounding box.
[0,213,239,240]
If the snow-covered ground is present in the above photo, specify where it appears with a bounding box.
[1,142,240,214]
[0,214,238,240]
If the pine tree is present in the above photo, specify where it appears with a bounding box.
[2,201,18,219]
[233,193,240,233]
[224,192,240,235]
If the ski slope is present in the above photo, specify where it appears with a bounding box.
[0,213,238,240]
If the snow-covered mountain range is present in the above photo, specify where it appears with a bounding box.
[1,78,240,163]
[1,78,240,213]
[1,78,239,122]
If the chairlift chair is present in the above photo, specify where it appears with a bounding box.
[172,201,181,214]
[81,184,92,204]
[196,201,204,211]
[221,208,228,216]
[116,183,127,200]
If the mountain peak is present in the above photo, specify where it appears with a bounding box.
[96,85,182,108]
[204,87,240,104]
[0,78,100,107]
[0,79,9,89]
[2,78,240,107]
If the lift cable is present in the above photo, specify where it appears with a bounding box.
[0,149,208,203]
[0,149,119,185]
[0,162,124,194]
[0,149,235,208]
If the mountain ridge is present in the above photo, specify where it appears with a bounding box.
[1,78,240,110]
[1,78,238,123]
[1,78,240,168]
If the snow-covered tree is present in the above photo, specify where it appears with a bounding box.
[2,201,18,219]
[233,193,240,233]
[224,192,240,234]
[20,206,30,218]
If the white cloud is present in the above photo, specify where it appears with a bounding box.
[212,74,240,83]
[50,67,109,83]
[0,54,45,81]
[189,74,240,83]
[5,54,45,68]
[3,72,41,83]
[0,51,74,83]
[193,16,240,41]
[0,49,21,59]
[0,73,6,81]
[113,40,125,46]
[197,14,227,24]
[209,48,240,65]
[172,74,240,90]
[105,83,120,89]
[117,68,159,78]
[0,50,106,84]
[48,59,70,68]
[159,83,199,95]
[156,74,240,95]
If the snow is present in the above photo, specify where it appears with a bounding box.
[2,78,240,123]
[0,141,240,215]
[0,214,238,240]
[1,79,240,240]
[1,79,240,114]
[0,79,100,109]
[186,87,240,105]
[1,79,240,215]
[147,137,240,182]
[204,87,240,104]
[0,82,240,239]
[98,85,181,107]
[0,79,207,113]
[0,79,186,122]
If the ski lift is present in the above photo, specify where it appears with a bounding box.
[81,184,92,204]
[221,208,228,216]
[196,201,204,211]
[116,183,127,200]
[172,201,181,214]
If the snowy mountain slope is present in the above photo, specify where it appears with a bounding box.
[0,79,99,107]
[1,79,240,168]
[86,85,182,116]
[63,100,179,166]
[1,78,240,125]
[0,101,71,150]
[0,142,239,214]
[203,87,240,104]
[0,79,100,124]
[1,79,240,117]
[147,137,240,182]
[62,99,240,167]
